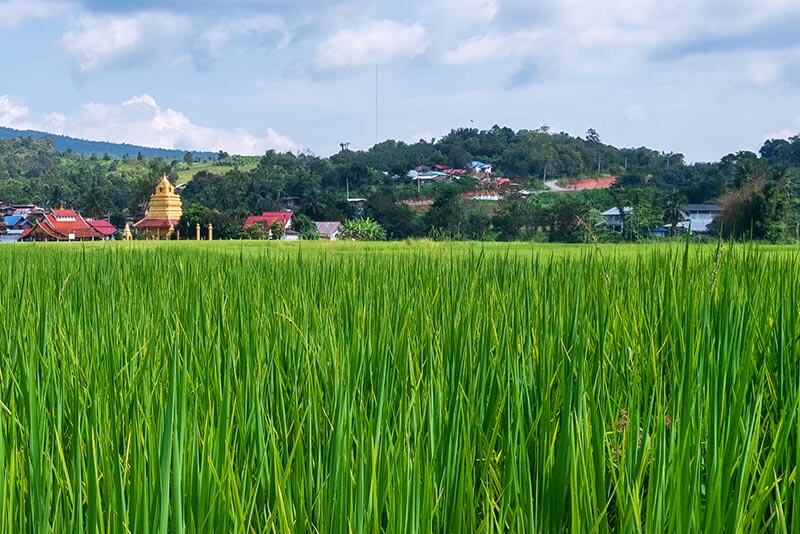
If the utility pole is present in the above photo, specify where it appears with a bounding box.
[542,162,547,183]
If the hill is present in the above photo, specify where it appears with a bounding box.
[0,126,217,160]
[0,125,798,242]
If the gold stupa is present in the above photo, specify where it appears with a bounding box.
[133,175,183,239]
[145,175,183,221]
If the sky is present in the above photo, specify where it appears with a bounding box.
[0,0,799,162]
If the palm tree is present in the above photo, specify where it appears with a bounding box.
[664,189,686,236]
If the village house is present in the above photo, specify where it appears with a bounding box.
[315,221,342,240]
[245,211,294,239]
[245,211,293,229]
[347,198,367,217]
[4,204,45,218]
[87,219,117,240]
[467,161,493,174]
[282,196,301,210]
[596,207,633,232]
[283,229,301,241]
[672,204,724,234]
[2,215,32,242]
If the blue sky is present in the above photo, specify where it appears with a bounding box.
[0,0,798,161]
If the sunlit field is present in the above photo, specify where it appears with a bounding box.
[1,242,798,532]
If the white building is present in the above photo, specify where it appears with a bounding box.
[672,204,723,234]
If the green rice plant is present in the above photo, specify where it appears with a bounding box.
[0,241,797,532]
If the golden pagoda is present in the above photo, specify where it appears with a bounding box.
[133,175,183,239]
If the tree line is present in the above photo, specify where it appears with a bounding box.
[1,126,798,241]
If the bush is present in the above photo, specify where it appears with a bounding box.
[340,218,387,241]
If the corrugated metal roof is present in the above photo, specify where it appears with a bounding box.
[314,221,341,237]
[683,204,723,212]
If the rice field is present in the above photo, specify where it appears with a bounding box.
[0,242,798,532]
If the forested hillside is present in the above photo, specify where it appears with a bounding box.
[1,126,799,241]
[0,127,216,160]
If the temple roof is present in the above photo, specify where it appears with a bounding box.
[138,174,183,225]
[134,218,177,229]
[20,208,102,240]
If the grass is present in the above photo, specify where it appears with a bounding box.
[0,241,798,532]
[174,160,259,184]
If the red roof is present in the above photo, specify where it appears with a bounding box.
[87,219,117,236]
[21,209,102,240]
[244,211,293,228]
[134,218,176,229]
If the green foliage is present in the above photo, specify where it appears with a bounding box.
[340,217,387,240]
[269,220,285,240]
[241,224,269,240]
[290,213,316,234]
[492,197,542,240]
[714,170,792,241]
[366,192,421,239]
[2,126,800,243]
[178,202,244,240]
[0,126,216,160]
[292,213,322,240]
[1,243,799,531]
[424,187,464,238]
[546,195,592,242]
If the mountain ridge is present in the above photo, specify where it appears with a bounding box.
[0,126,217,160]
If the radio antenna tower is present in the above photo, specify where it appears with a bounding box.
[374,65,379,146]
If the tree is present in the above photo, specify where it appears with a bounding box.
[714,169,791,241]
[546,196,591,242]
[625,201,662,240]
[291,213,316,235]
[586,128,601,144]
[178,203,214,239]
[366,192,420,239]
[270,220,285,240]
[424,187,464,238]
[241,224,269,240]
[183,152,194,166]
[492,198,542,240]
[664,189,687,236]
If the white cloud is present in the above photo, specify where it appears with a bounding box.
[62,11,190,73]
[442,31,541,64]
[1,94,298,154]
[0,95,29,127]
[196,14,286,62]
[0,0,68,28]
[442,0,800,70]
[624,104,648,123]
[313,20,428,71]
